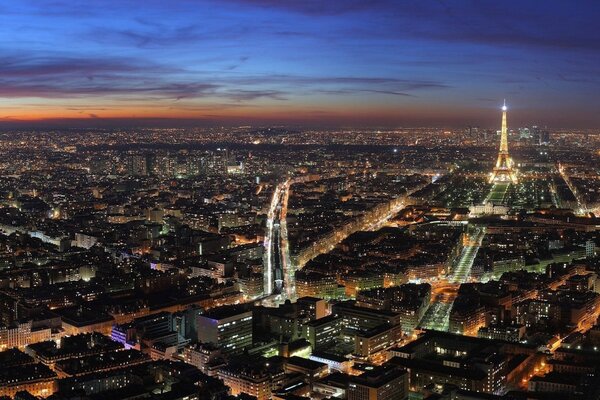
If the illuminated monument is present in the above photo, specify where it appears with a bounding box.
[489,100,518,183]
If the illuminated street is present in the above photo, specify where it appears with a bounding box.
[419,301,453,332]
[419,227,486,331]
[263,182,284,297]
[449,227,485,284]
[263,180,293,302]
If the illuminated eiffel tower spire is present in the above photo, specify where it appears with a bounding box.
[489,100,518,183]
[500,99,508,153]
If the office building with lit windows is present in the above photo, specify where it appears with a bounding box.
[197,305,253,354]
[303,315,342,351]
[354,323,402,359]
[332,301,402,337]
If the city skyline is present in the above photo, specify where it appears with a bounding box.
[1,0,600,128]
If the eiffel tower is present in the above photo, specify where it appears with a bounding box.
[489,100,518,183]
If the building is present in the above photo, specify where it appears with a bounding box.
[354,323,402,359]
[332,301,402,337]
[218,363,284,400]
[181,343,224,376]
[0,363,57,398]
[449,302,486,336]
[74,232,99,249]
[239,273,264,300]
[57,370,143,396]
[26,333,122,367]
[586,239,597,258]
[0,320,53,350]
[309,352,353,374]
[111,312,189,356]
[297,296,327,320]
[127,154,152,176]
[57,306,114,336]
[313,372,350,399]
[528,371,578,394]
[477,324,525,342]
[303,315,342,351]
[469,202,510,216]
[197,305,252,354]
[389,331,539,394]
[52,349,149,377]
[295,271,339,299]
[284,356,329,381]
[348,364,408,400]
[343,271,384,298]
[515,290,600,328]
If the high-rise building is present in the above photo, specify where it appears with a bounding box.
[586,240,596,258]
[489,100,518,184]
[127,154,150,176]
[153,154,176,176]
[541,130,551,145]
[531,125,541,145]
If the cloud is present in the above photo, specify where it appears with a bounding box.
[0,52,220,100]
[228,75,449,95]
[0,81,221,100]
[0,55,179,77]
[89,25,206,48]
[224,90,288,101]
[315,89,415,97]
[230,74,447,87]
[0,51,448,102]
[224,0,396,16]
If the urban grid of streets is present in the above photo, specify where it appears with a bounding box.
[263,178,411,304]
[262,176,489,332]
[263,174,487,323]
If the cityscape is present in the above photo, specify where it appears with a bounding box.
[1,1,600,400]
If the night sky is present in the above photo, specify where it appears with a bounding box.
[1,0,599,128]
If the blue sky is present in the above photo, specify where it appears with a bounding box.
[1,0,599,127]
